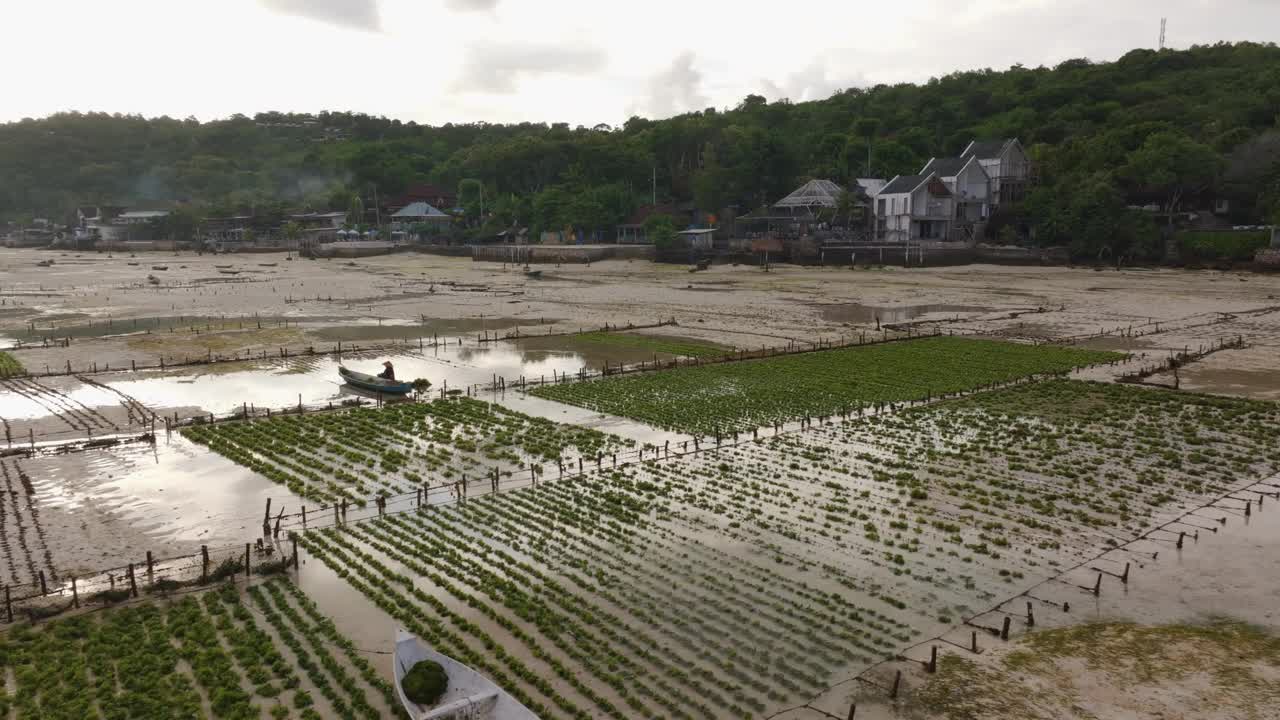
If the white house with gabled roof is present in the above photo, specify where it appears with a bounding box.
[921,155,990,224]
[873,173,955,243]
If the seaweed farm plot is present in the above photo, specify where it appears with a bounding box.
[0,351,24,378]
[530,336,1123,436]
[300,489,919,720]
[626,380,1280,624]
[0,459,55,587]
[0,579,401,720]
[183,396,633,505]
[297,379,1280,720]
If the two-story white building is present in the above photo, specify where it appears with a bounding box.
[960,138,1030,206]
[874,173,954,242]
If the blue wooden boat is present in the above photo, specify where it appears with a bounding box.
[339,365,413,395]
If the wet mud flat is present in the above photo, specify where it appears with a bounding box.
[4,250,1280,718]
[0,437,278,584]
[4,250,1280,378]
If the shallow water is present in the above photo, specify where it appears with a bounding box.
[0,338,684,432]
[5,314,323,341]
[0,380,122,421]
[818,303,991,324]
[20,436,278,551]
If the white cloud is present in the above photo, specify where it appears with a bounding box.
[444,0,499,11]
[3,0,1280,127]
[454,42,606,94]
[761,55,869,104]
[259,0,381,31]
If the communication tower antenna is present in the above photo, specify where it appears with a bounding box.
[1159,18,1167,50]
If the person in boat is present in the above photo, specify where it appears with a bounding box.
[377,360,396,381]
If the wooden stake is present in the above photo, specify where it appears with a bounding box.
[1001,616,1011,640]
[292,537,300,570]
[72,577,79,608]
[971,630,978,653]
[201,545,209,583]
[244,544,251,578]
[4,585,11,623]
[928,645,938,673]
[890,670,901,698]
[38,570,47,596]
[128,563,138,598]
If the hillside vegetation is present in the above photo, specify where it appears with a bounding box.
[2,42,1278,260]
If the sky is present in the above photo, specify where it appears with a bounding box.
[4,0,1278,127]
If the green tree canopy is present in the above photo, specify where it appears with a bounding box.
[642,213,678,251]
[1120,131,1220,220]
[3,42,1279,252]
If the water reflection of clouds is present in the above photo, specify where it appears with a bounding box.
[0,339,691,451]
[25,437,277,547]
[0,343,599,419]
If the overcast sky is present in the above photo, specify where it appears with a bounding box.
[4,0,1278,127]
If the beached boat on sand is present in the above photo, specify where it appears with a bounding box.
[394,630,540,720]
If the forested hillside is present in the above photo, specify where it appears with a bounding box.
[2,42,1279,259]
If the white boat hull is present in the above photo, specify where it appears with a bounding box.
[394,629,541,720]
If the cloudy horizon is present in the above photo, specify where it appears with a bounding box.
[4,0,1278,128]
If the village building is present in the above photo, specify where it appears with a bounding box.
[115,209,170,225]
[960,138,1031,207]
[736,179,866,241]
[674,228,716,253]
[615,204,685,244]
[389,202,452,242]
[3,220,57,248]
[873,173,955,242]
[921,155,991,240]
[288,211,347,248]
